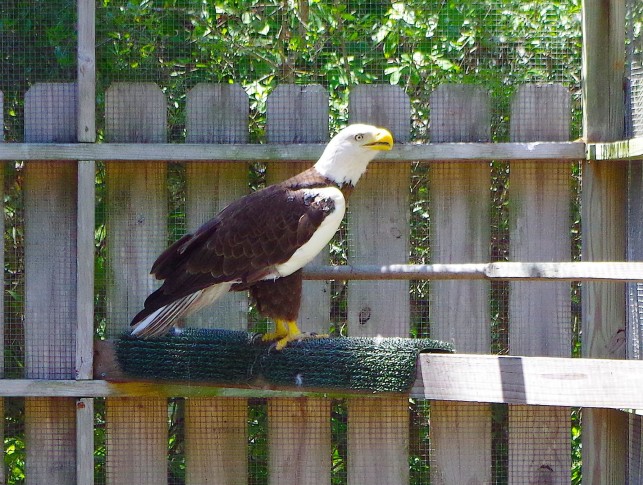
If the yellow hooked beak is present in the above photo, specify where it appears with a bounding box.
[364,128,394,151]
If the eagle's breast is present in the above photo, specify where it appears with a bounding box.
[272,186,346,278]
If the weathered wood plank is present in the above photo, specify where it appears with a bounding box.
[0,141,587,162]
[184,83,249,485]
[185,397,248,485]
[428,84,492,485]
[76,398,94,485]
[267,398,331,484]
[302,261,643,281]
[24,83,78,484]
[582,1,629,481]
[104,83,168,485]
[588,137,643,160]
[76,3,96,483]
[347,85,411,485]
[10,354,643,408]
[77,0,95,141]
[76,159,95,380]
[105,397,167,484]
[412,354,643,408]
[347,397,409,483]
[265,84,331,485]
[508,84,572,484]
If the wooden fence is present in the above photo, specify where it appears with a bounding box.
[0,77,642,485]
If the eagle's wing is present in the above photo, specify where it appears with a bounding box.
[130,179,341,333]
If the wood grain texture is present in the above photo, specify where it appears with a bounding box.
[76,4,96,482]
[0,140,586,162]
[347,85,411,485]
[24,83,78,484]
[104,83,169,485]
[10,354,643,409]
[184,83,250,485]
[265,84,331,485]
[185,397,248,485]
[77,0,95,142]
[347,397,409,484]
[302,261,643,281]
[428,84,492,484]
[265,84,330,333]
[582,2,629,481]
[508,84,572,484]
[267,398,331,485]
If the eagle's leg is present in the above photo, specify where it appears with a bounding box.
[269,320,328,351]
[261,319,290,342]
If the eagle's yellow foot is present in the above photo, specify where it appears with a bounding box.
[261,319,290,343]
[263,320,328,350]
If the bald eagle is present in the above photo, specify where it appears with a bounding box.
[130,124,394,349]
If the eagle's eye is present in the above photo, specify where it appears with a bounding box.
[354,134,364,141]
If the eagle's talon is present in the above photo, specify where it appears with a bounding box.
[272,331,330,350]
[261,319,329,350]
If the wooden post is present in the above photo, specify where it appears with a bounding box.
[265,84,331,485]
[582,0,628,482]
[184,83,249,485]
[24,83,78,484]
[105,83,168,485]
[428,84,492,484]
[508,84,572,484]
[76,1,96,483]
[346,85,411,485]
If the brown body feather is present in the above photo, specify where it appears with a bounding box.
[130,167,343,328]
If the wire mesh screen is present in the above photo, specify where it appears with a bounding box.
[94,0,583,141]
[0,0,606,484]
[627,0,643,138]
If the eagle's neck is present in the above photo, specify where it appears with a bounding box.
[313,148,372,187]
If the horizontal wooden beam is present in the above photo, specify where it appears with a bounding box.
[587,136,643,160]
[412,354,643,410]
[4,354,643,409]
[0,141,585,162]
[303,261,643,281]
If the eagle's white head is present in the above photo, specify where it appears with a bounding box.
[313,123,394,186]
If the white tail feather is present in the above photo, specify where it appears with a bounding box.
[131,282,233,337]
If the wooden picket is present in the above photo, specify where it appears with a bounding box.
[183,83,250,485]
[428,84,493,484]
[265,84,331,485]
[346,85,411,485]
[24,83,78,484]
[507,84,572,484]
[104,83,169,485]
